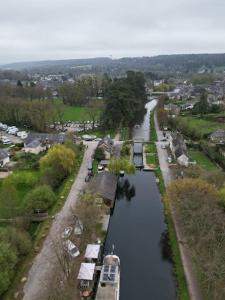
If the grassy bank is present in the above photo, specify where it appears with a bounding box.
[151,111,189,300]
[188,149,218,171]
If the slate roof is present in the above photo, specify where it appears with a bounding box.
[87,172,117,205]
[26,139,42,148]
[210,129,225,139]
[25,133,66,146]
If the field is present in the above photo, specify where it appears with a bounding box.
[63,106,101,122]
[176,116,225,139]
[188,149,218,171]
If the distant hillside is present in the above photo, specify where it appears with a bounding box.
[1,53,225,74]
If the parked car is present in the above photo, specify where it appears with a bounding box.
[97,165,104,172]
[0,123,7,130]
[61,227,73,239]
[63,240,80,258]
[2,137,12,145]
[20,133,28,139]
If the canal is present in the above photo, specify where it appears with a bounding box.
[104,100,177,300]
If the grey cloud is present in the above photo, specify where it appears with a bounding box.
[0,0,225,64]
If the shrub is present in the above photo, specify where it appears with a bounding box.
[0,227,32,256]
[25,185,56,213]
[0,241,18,295]
[93,147,105,161]
[40,144,76,188]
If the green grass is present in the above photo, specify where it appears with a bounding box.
[189,149,218,171]
[120,127,129,141]
[150,112,157,142]
[176,116,225,139]
[63,106,101,122]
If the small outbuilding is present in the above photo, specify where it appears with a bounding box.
[77,263,96,281]
[85,244,101,262]
[87,171,117,207]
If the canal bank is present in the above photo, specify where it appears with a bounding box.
[104,100,177,300]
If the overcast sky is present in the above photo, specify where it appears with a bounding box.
[0,0,225,64]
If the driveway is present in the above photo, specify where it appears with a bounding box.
[154,113,172,187]
[23,141,98,300]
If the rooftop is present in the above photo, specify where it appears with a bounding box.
[87,171,118,206]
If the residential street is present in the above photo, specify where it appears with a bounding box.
[23,141,98,300]
[154,112,172,187]
[154,112,202,300]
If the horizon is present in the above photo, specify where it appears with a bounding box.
[1,51,225,67]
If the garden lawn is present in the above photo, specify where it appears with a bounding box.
[176,116,225,139]
[63,106,101,122]
[189,149,218,171]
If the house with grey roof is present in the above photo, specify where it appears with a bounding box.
[170,132,189,167]
[210,129,225,144]
[24,133,66,154]
[97,136,114,159]
[0,149,10,168]
[164,103,180,117]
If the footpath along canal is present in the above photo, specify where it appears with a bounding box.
[104,100,177,300]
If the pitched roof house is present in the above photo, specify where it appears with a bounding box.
[210,129,225,144]
[97,137,114,159]
[170,132,189,167]
[24,133,66,154]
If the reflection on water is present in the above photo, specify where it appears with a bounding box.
[105,100,176,300]
[160,230,173,263]
[105,172,177,300]
[117,178,136,201]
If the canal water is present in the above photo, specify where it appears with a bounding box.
[104,100,177,300]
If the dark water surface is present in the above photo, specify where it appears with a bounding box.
[105,172,177,300]
[104,100,177,300]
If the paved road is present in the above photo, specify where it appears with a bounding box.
[154,113,172,187]
[23,141,98,300]
[154,112,202,300]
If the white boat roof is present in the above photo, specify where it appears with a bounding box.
[77,263,96,280]
[96,286,118,300]
[85,244,100,259]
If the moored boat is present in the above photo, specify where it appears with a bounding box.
[95,254,120,300]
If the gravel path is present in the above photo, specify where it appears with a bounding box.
[154,111,202,300]
[23,141,98,300]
